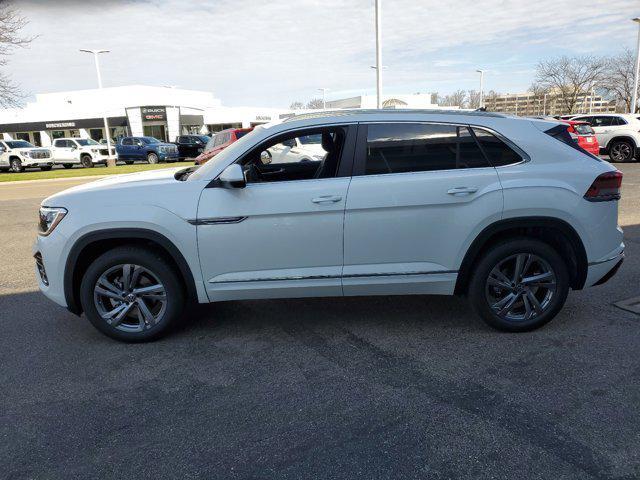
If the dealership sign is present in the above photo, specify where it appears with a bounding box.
[141,106,167,121]
[45,121,76,129]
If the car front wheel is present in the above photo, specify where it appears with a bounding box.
[81,154,94,168]
[10,159,23,172]
[468,238,569,332]
[147,152,159,164]
[79,246,185,342]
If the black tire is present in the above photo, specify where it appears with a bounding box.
[40,166,52,171]
[608,139,635,163]
[147,152,159,164]
[63,164,73,169]
[125,161,134,165]
[81,154,94,168]
[79,246,185,342]
[468,238,569,332]
[10,158,23,172]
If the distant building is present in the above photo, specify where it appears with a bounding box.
[326,93,454,110]
[0,85,290,146]
[485,91,616,117]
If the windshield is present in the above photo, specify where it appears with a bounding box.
[76,139,99,146]
[141,137,161,144]
[197,135,210,143]
[6,140,34,148]
[188,126,264,181]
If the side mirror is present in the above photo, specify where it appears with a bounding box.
[218,164,246,189]
[71,145,77,150]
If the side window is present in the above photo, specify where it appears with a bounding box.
[365,123,490,175]
[213,133,223,147]
[592,116,613,127]
[240,127,346,183]
[122,137,133,146]
[612,116,627,126]
[54,139,66,148]
[472,128,523,167]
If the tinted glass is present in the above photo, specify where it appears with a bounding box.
[141,137,160,144]
[471,128,523,166]
[365,123,490,175]
[235,131,249,140]
[612,116,627,126]
[76,139,99,146]
[54,139,67,147]
[591,116,613,127]
[122,138,133,146]
[6,140,34,148]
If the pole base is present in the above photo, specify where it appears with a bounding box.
[106,158,117,168]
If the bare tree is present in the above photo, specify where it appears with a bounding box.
[289,101,304,110]
[532,55,606,114]
[483,89,500,111]
[467,90,481,109]
[0,3,34,107]
[305,98,324,109]
[438,89,467,108]
[600,49,637,113]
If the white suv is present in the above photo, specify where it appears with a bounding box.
[50,138,116,168]
[569,113,640,162]
[34,111,624,341]
[0,139,53,172]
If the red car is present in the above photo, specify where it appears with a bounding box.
[560,120,600,156]
[194,127,253,165]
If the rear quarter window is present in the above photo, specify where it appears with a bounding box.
[471,128,523,166]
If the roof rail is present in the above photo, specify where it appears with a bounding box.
[283,108,507,122]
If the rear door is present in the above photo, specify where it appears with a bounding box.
[342,122,504,296]
[52,139,73,162]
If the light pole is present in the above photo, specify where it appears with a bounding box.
[79,49,114,165]
[318,88,329,109]
[374,0,382,108]
[631,18,640,113]
[476,69,484,109]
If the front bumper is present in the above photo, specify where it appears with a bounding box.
[33,233,68,308]
[159,152,179,161]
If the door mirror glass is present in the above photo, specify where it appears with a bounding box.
[218,164,246,188]
[259,150,272,164]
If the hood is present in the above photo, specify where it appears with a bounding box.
[43,166,186,205]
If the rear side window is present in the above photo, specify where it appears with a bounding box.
[544,124,600,161]
[365,123,490,175]
[122,137,133,146]
[471,128,523,166]
[611,116,627,126]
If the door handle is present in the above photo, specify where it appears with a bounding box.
[447,187,478,196]
[311,195,342,204]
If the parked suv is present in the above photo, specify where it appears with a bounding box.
[34,111,624,342]
[194,128,252,165]
[116,136,179,164]
[50,138,116,168]
[569,114,640,162]
[173,134,210,160]
[0,140,53,172]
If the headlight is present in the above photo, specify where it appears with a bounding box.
[38,207,67,236]
[91,148,99,153]
[159,146,166,153]
[21,151,32,158]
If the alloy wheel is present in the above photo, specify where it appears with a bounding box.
[610,142,632,162]
[93,263,167,332]
[10,159,21,172]
[485,253,557,322]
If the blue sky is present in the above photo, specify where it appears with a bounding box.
[10,0,638,107]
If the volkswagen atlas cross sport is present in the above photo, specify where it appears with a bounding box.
[34,110,624,342]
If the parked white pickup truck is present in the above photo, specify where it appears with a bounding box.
[0,140,53,172]
[50,138,116,168]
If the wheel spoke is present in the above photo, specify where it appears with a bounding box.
[129,266,142,290]
[522,293,533,320]
[97,277,122,296]
[136,298,155,326]
[132,284,165,296]
[110,302,135,327]
[521,271,555,287]
[488,268,512,289]
[493,292,519,316]
[513,254,527,282]
[95,286,124,301]
[525,289,544,315]
[121,264,132,291]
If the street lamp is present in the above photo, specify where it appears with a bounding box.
[318,88,329,109]
[476,69,485,109]
[631,18,640,114]
[79,49,114,165]
[374,0,382,109]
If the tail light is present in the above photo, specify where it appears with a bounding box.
[584,171,622,202]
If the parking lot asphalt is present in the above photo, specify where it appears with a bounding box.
[1,164,639,479]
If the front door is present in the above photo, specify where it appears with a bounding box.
[342,122,505,296]
[196,125,355,301]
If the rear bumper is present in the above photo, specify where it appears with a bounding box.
[585,245,624,287]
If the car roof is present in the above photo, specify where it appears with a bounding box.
[283,108,506,123]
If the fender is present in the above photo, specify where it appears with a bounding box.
[64,228,198,315]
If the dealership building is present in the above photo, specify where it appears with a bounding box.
[0,85,289,146]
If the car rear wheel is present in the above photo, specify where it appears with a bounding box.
[468,238,569,332]
[81,154,94,168]
[10,159,23,172]
[608,140,635,162]
[147,152,159,164]
[80,246,185,342]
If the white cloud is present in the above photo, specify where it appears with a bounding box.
[8,0,636,106]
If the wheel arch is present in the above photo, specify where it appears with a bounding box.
[606,135,638,150]
[455,217,588,295]
[64,228,198,315]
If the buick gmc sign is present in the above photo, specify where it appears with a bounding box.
[141,106,166,121]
